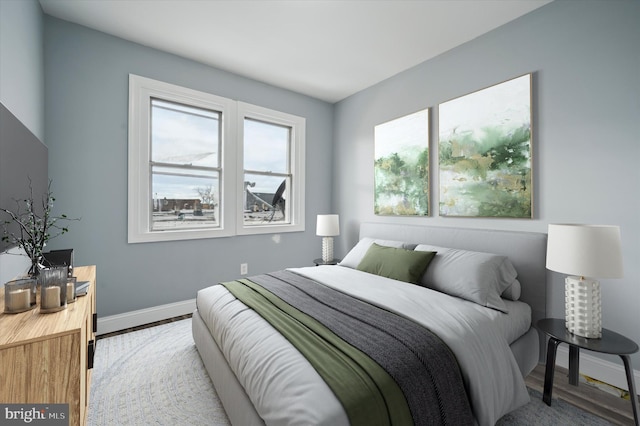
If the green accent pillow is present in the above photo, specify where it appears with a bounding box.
[356,243,436,284]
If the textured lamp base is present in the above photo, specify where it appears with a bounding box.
[322,237,334,263]
[565,276,602,339]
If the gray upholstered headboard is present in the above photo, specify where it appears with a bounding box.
[359,223,548,326]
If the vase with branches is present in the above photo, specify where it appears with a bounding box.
[1,180,78,278]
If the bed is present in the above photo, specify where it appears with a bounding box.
[192,223,548,425]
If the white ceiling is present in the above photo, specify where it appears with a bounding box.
[39,0,552,103]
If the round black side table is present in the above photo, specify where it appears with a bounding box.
[536,318,639,425]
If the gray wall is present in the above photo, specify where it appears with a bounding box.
[0,0,47,280]
[334,1,640,368]
[43,17,334,317]
[0,0,44,141]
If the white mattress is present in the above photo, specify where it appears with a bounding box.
[497,299,532,344]
[196,265,531,426]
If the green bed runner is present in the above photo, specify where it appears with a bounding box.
[222,278,412,426]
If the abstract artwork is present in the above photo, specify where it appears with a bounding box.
[374,109,429,216]
[439,74,532,218]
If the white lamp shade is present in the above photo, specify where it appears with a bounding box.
[316,215,340,237]
[546,224,623,279]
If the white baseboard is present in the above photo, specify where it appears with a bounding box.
[96,298,196,336]
[556,346,640,395]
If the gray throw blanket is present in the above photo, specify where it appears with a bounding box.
[250,270,475,425]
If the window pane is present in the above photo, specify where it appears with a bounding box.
[243,118,289,173]
[243,174,289,225]
[151,99,220,168]
[152,170,220,230]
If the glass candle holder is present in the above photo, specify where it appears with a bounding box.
[66,276,77,304]
[39,266,67,313]
[4,278,37,313]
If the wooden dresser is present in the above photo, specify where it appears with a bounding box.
[0,265,96,426]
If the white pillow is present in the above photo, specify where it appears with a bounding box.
[414,244,518,313]
[339,238,418,269]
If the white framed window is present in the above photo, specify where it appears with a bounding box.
[236,102,305,235]
[128,74,305,243]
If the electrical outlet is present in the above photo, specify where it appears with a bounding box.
[240,263,248,275]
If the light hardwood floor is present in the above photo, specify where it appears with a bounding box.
[526,363,637,425]
[99,315,638,425]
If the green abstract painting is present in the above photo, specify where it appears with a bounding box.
[374,109,429,216]
[439,74,532,218]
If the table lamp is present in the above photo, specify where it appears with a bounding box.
[546,224,623,339]
[316,214,339,263]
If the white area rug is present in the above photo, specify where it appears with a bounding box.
[89,318,612,425]
[88,319,229,425]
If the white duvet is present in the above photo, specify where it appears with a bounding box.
[196,265,531,426]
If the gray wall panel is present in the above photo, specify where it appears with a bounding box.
[0,104,48,253]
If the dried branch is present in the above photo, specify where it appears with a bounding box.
[1,179,79,273]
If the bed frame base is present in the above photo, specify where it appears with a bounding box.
[192,311,265,426]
